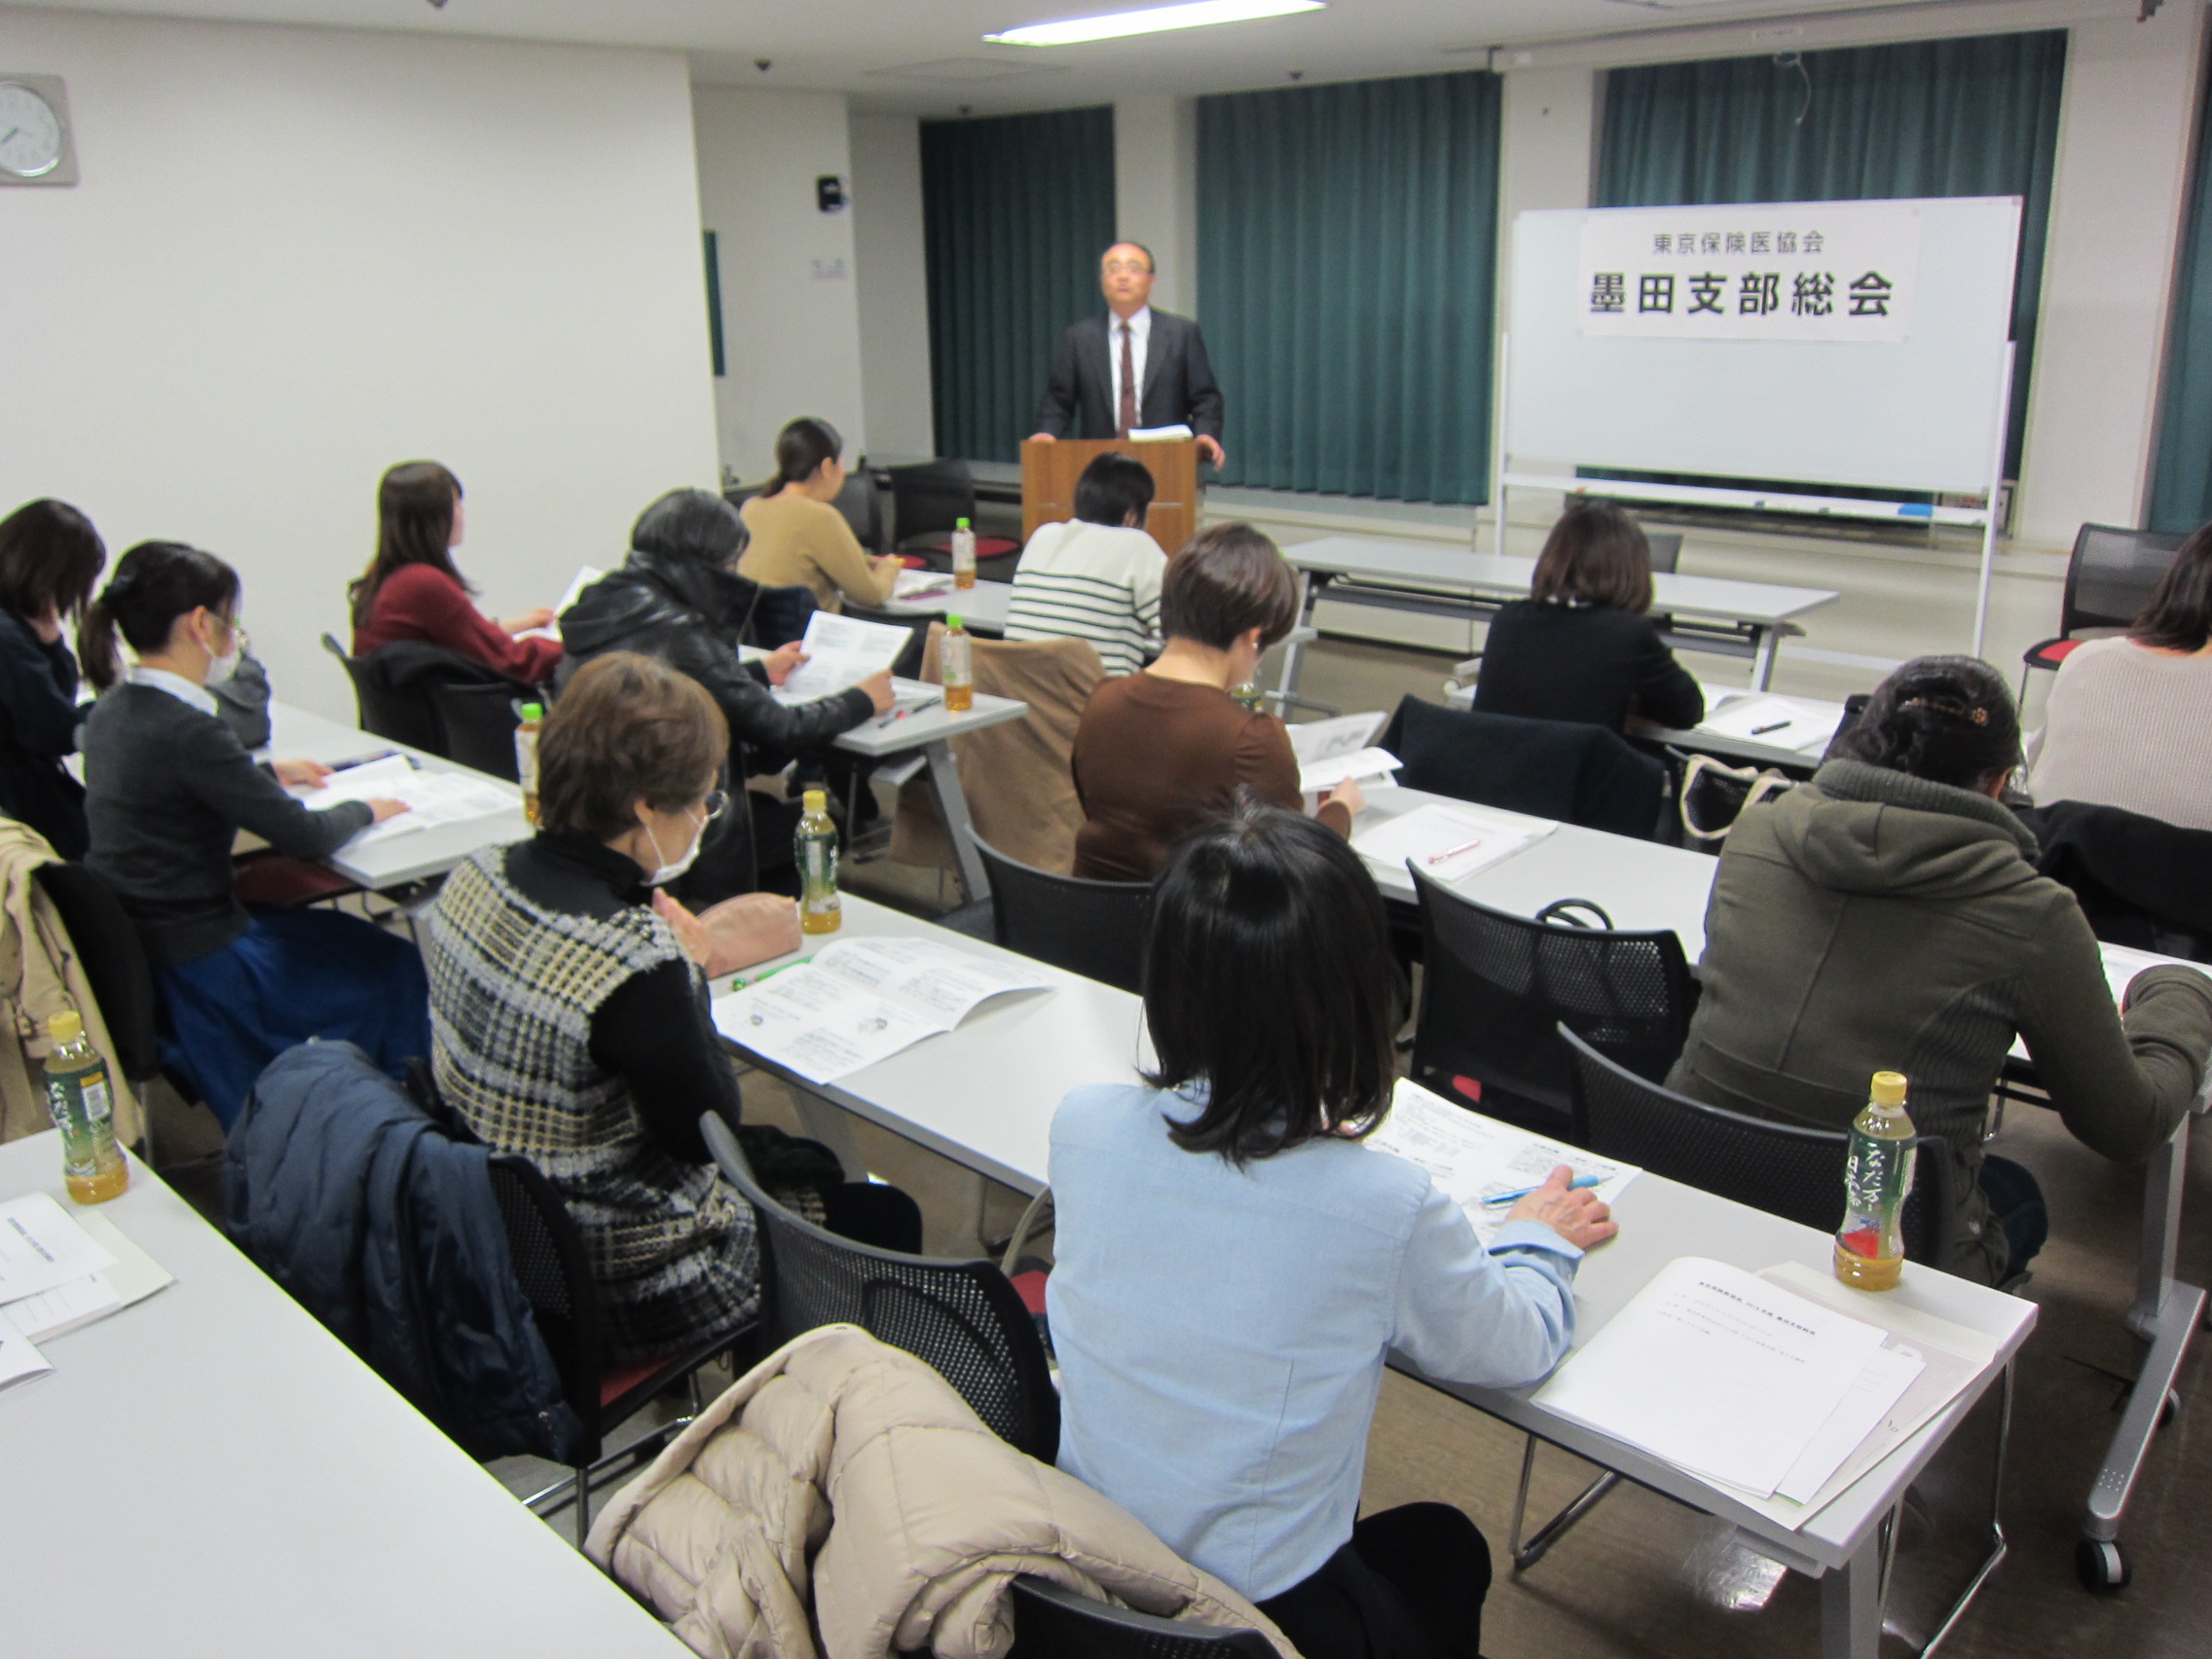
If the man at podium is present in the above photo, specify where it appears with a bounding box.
[1030,242,1226,467]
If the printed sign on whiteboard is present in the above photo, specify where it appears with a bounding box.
[1576,202,1921,343]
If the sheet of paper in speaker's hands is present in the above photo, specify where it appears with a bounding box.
[772,612,912,705]
[0,1194,117,1306]
[1532,1257,1888,1496]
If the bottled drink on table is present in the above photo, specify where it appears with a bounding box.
[1834,1070,1916,1291]
[796,788,841,936]
[1232,681,1265,713]
[942,615,975,713]
[44,1009,127,1204]
[951,518,977,590]
[514,701,544,825]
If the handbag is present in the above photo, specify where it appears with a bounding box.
[1678,753,1793,850]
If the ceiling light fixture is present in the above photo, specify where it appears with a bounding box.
[985,0,1323,49]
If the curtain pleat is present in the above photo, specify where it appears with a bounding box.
[921,108,1116,462]
[1598,30,2066,479]
[1198,72,1501,505]
[2149,64,2212,534]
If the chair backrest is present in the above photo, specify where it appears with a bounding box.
[841,601,933,681]
[429,682,523,782]
[723,482,766,513]
[484,1152,606,1454]
[702,1114,1059,1459]
[887,460,977,544]
[323,632,438,751]
[1379,695,1667,840]
[1007,1575,1276,1658]
[742,582,819,651]
[1561,1027,1951,1268]
[30,862,162,1086]
[2063,524,2187,636]
[1410,867,1693,1133]
[1642,529,1683,574]
[833,467,886,555]
[970,830,1150,993]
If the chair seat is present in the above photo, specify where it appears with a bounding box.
[233,854,360,907]
[900,533,1020,560]
[2022,636,2082,672]
[598,1327,752,1419]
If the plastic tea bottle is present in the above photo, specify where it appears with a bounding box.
[1232,681,1265,713]
[44,1010,127,1204]
[951,517,977,590]
[514,702,544,825]
[1834,1070,1916,1291]
[942,615,975,713]
[796,788,841,936]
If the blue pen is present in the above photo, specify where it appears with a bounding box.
[1481,1173,1604,1207]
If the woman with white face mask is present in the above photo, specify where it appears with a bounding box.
[77,540,426,1129]
[424,651,921,1361]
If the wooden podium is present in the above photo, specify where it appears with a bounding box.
[1019,437,1198,555]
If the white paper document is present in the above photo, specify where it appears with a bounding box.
[1350,802,1553,883]
[1301,749,1401,795]
[1286,713,1389,765]
[712,936,1052,1083]
[772,612,913,705]
[1533,1256,1888,1496]
[293,755,518,848]
[517,565,605,641]
[1700,696,1843,755]
[0,1315,52,1393]
[1365,1079,1639,1247]
[0,1194,118,1306]
[1773,1344,1926,1505]
[1127,424,1194,441]
[2,1207,176,1344]
[893,568,956,602]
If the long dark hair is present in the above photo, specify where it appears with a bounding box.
[632,489,749,568]
[1143,795,1400,1164]
[79,541,242,692]
[1530,500,1653,613]
[350,461,465,627]
[1833,655,2021,792]
[0,498,107,625]
[2132,522,2212,653]
[770,418,842,493]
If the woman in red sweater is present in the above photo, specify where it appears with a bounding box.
[350,461,562,684]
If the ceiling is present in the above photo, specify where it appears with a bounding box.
[16,0,1986,113]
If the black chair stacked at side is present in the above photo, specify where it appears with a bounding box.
[2020,523,2186,688]
[486,1152,754,1547]
[887,460,1020,577]
[429,682,524,782]
[969,830,1150,995]
[702,1112,1058,1460]
[1409,869,1693,1135]
[1006,1575,1275,1658]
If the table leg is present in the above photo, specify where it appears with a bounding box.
[927,739,988,903]
[1821,1530,1886,1659]
[1277,574,1319,703]
[792,1090,870,1183]
[1750,625,1780,690]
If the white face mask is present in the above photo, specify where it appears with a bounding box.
[206,647,240,685]
[642,807,707,887]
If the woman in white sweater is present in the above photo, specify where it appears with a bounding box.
[2027,524,2212,830]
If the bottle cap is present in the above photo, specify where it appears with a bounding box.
[956,517,971,529]
[47,1009,82,1044]
[803,789,828,812]
[1869,1071,1908,1108]
[948,614,964,629]
[520,703,543,720]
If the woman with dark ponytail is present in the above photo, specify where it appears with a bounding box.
[0,499,107,856]
[81,541,430,1130]
[1669,655,2212,1286]
[735,418,902,613]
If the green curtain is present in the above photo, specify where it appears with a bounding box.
[921,108,1116,461]
[2149,55,2212,534]
[1599,30,2066,478]
[1198,72,1501,504]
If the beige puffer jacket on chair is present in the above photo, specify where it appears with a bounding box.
[586,1323,1296,1659]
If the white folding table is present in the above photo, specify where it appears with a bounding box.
[829,682,1029,899]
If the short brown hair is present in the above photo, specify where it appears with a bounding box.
[1530,500,1653,613]
[538,653,727,840]
[2132,521,2212,653]
[1160,524,1299,650]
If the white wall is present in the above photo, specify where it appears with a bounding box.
[0,10,719,721]
[693,87,866,483]
[1114,96,1199,316]
[849,112,936,460]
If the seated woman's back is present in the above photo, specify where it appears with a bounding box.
[735,417,898,614]
[1006,454,1166,678]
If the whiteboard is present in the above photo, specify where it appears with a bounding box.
[1504,198,2020,497]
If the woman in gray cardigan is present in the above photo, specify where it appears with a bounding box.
[1671,655,2212,1285]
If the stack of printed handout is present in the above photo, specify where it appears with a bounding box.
[0,1192,175,1394]
[1698,695,1845,756]
[291,755,519,848]
[1288,712,1400,796]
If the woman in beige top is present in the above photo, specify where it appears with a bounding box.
[737,418,902,614]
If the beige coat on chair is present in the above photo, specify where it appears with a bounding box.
[587,1324,1296,1659]
[889,628,1105,876]
[0,819,140,1146]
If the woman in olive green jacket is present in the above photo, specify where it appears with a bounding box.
[1670,656,2212,1285]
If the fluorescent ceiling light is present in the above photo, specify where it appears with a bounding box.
[985,0,1324,48]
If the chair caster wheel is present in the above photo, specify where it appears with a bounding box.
[2077,1537,2129,1593]
[2159,1387,2181,1429]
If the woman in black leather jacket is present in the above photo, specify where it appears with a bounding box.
[558,490,893,903]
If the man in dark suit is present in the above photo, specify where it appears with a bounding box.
[1031,242,1226,467]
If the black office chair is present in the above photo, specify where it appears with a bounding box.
[834,465,888,555]
[967,830,1150,994]
[703,1113,1058,1460]
[429,682,524,782]
[1380,696,1669,841]
[1409,871,1694,1135]
[323,633,442,751]
[1643,529,1682,574]
[1007,1575,1275,1657]
[486,1152,754,1547]
[2021,523,2186,687]
[722,481,766,513]
[738,582,819,651]
[887,460,1020,572]
[321,633,531,758]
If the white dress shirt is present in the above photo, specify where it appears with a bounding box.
[127,664,218,718]
[1108,306,1153,427]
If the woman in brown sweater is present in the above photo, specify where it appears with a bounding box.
[1071,525,1362,881]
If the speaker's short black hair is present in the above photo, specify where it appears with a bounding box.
[1073,453,1157,529]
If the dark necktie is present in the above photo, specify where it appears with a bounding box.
[1118,321,1138,437]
